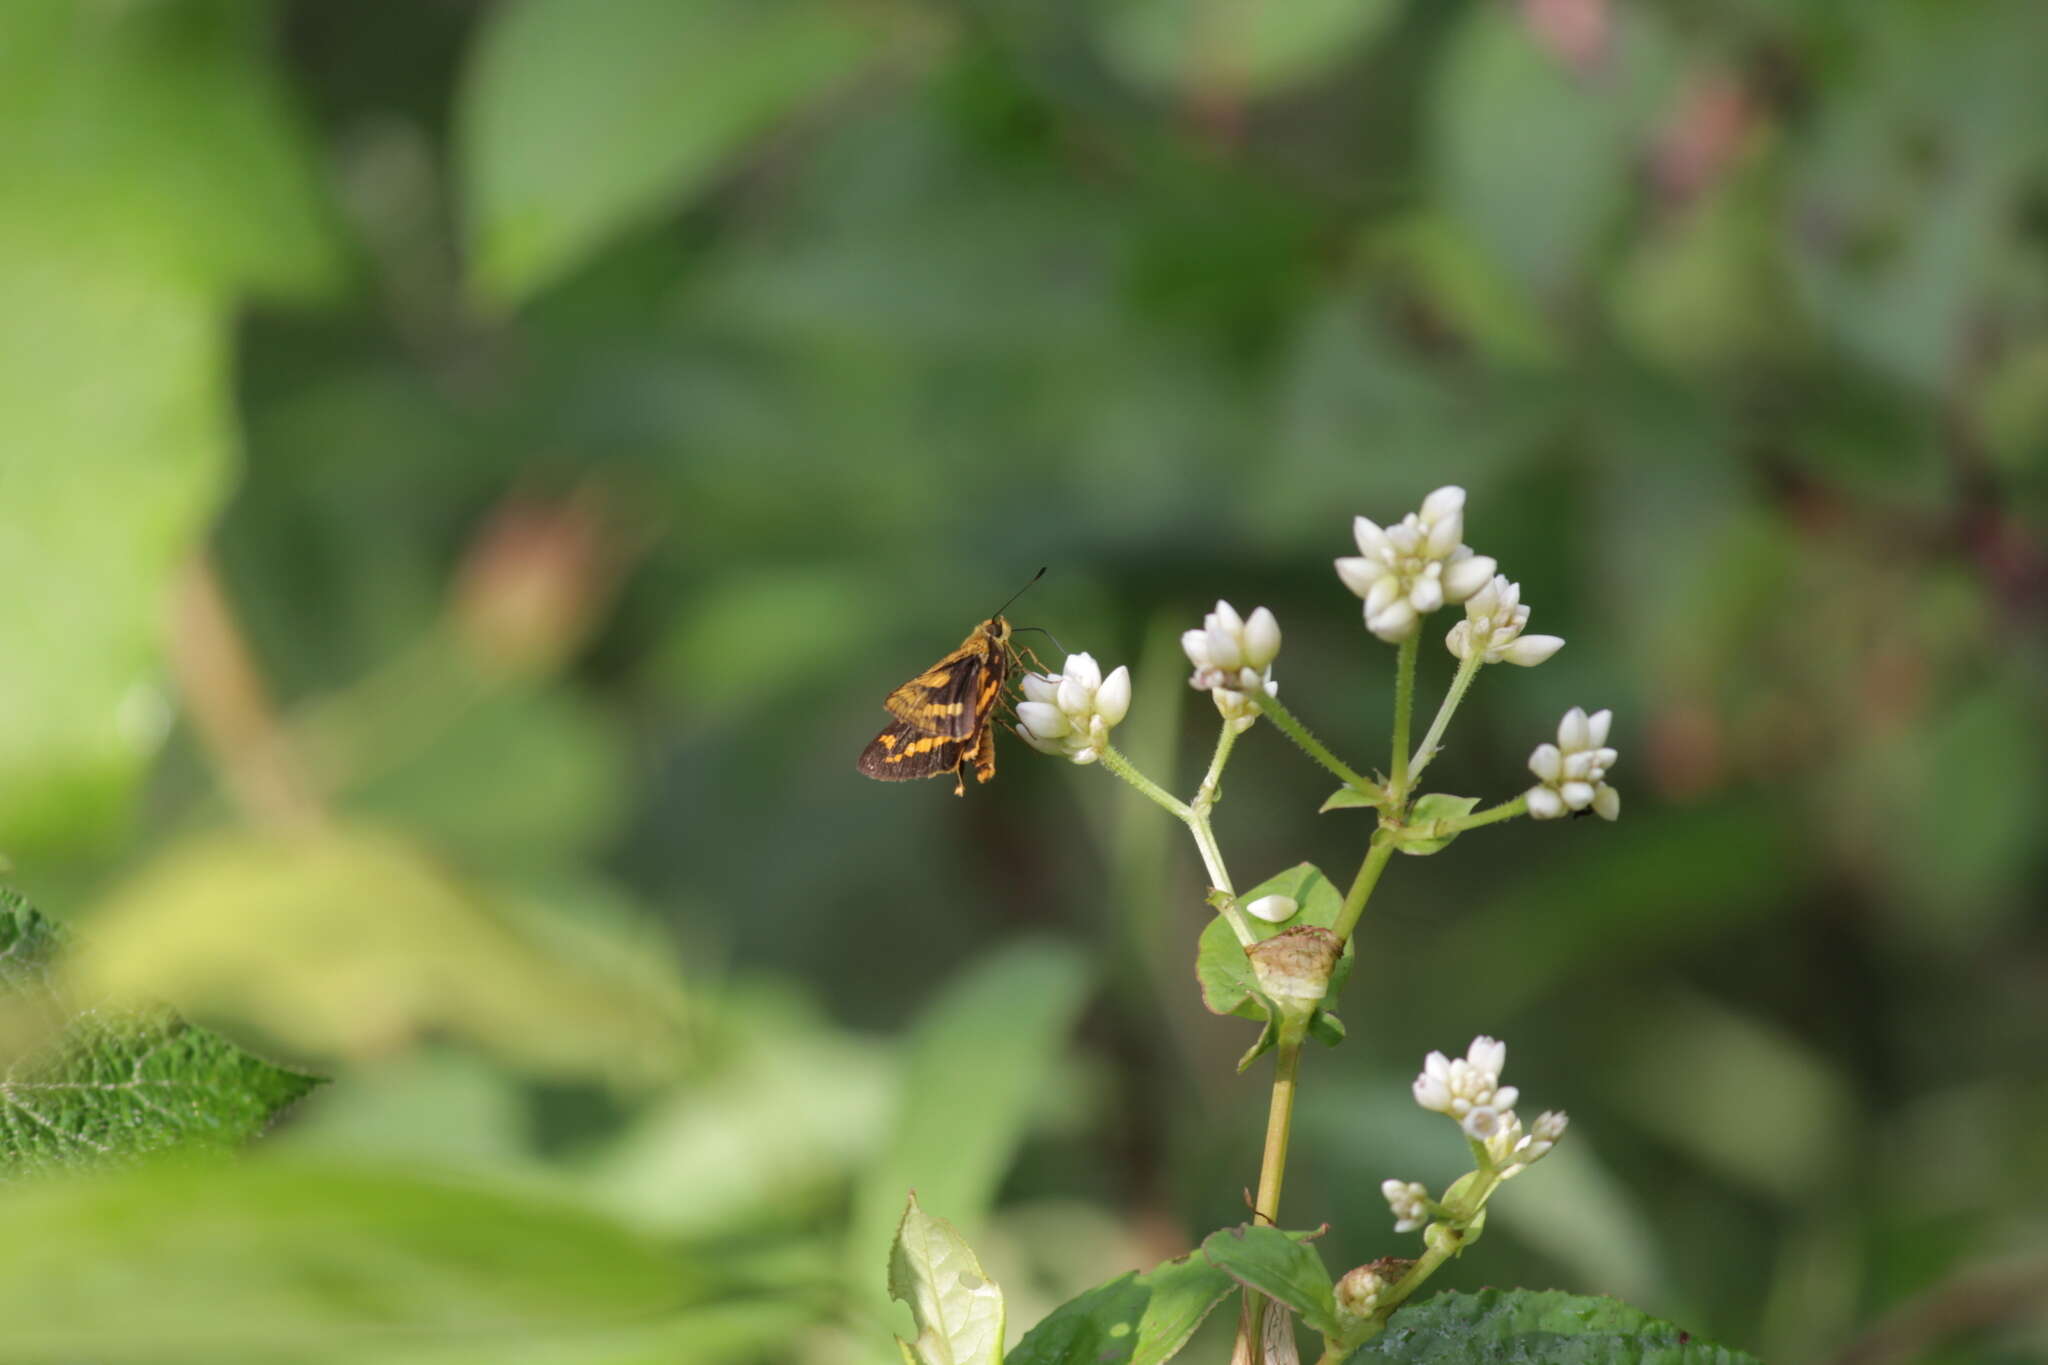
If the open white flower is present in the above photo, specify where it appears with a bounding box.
[1016,652,1130,765]
[1412,1035,1518,1120]
[1525,707,1620,820]
[1446,575,1564,667]
[1486,1109,1569,1178]
[1335,486,1498,643]
[1182,600,1280,733]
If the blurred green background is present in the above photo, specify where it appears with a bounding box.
[3,0,2046,1360]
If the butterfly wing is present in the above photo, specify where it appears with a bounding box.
[858,720,971,783]
[880,620,1007,738]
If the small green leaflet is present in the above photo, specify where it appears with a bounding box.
[1194,865,1351,1067]
[0,889,320,1176]
[1006,1250,1237,1365]
[891,1194,1005,1365]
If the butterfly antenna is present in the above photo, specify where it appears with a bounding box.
[1011,625,1067,656]
[990,566,1046,620]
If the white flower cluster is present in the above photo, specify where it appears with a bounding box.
[1392,1035,1567,1212]
[1525,706,1620,821]
[1181,600,1280,733]
[1015,653,1130,765]
[1445,575,1564,668]
[1380,1179,1431,1234]
[1335,486,1497,643]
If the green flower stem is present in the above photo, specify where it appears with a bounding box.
[1241,1009,1310,1362]
[1255,690,1383,803]
[1332,827,1397,947]
[1192,720,1239,816]
[1098,743,1190,821]
[1387,634,1418,804]
[1441,793,1528,834]
[1407,648,1483,785]
[1101,742,1257,946]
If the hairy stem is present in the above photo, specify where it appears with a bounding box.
[1332,828,1397,947]
[1387,635,1418,804]
[1407,648,1483,785]
[1256,691,1383,802]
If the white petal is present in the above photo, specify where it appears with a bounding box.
[1242,607,1281,666]
[1526,785,1565,819]
[1586,708,1613,748]
[1364,574,1401,616]
[1181,629,1214,667]
[1093,666,1131,727]
[1245,894,1298,924]
[1528,743,1563,783]
[1209,599,1244,634]
[1204,626,1244,670]
[1020,672,1060,705]
[1492,1085,1519,1111]
[1558,706,1591,752]
[1495,578,1520,612]
[1468,1036,1506,1077]
[1442,554,1496,602]
[1064,651,1102,694]
[1593,784,1621,821]
[1412,1075,1453,1113]
[1015,701,1070,739]
[1445,620,1474,659]
[1367,599,1418,642]
[1407,576,1444,615]
[1386,521,1422,557]
[1069,748,1099,765]
[1334,556,1382,599]
[1561,750,1596,781]
[1352,516,1390,559]
[1424,511,1464,560]
[1560,780,1596,810]
[1420,485,1466,524]
[1056,673,1092,716]
[1016,726,1067,755]
[1502,634,1564,666]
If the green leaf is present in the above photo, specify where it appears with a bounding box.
[1350,1289,1760,1363]
[891,1194,1006,1365]
[0,1158,693,1362]
[65,827,686,1084]
[1319,787,1378,813]
[1006,1252,1237,1365]
[851,941,1092,1291]
[1196,864,1352,1020]
[0,889,318,1176]
[1200,1225,1342,1342]
[1397,795,1480,857]
[458,0,880,307]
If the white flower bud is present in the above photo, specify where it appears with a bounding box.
[1015,652,1132,765]
[1337,487,1499,643]
[1183,600,1281,731]
[1381,1178,1431,1234]
[1245,893,1299,923]
[1446,574,1565,668]
[1525,707,1620,821]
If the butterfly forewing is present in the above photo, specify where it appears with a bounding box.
[859,616,1013,796]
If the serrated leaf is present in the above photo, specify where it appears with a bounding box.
[1397,795,1481,857]
[1006,1251,1237,1365]
[1196,865,1350,1019]
[891,1194,1005,1365]
[0,890,318,1176]
[1319,787,1379,813]
[1200,1226,1342,1342]
[0,1157,693,1362]
[458,0,879,307]
[1352,1289,1761,1363]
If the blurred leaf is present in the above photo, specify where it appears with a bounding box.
[1366,213,1561,367]
[1429,3,1674,303]
[0,1158,692,1363]
[1201,1225,1341,1341]
[366,1300,807,1365]
[1195,864,1350,1020]
[459,0,882,306]
[1006,1251,1236,1365]
[0,889,318,1176]
[0,0,342,299]
[68,826,685,1082]
[851,941,1092,1289]
[0,226,229,855]
[1352,1289,1759,1363]
[1612,988,1852,1201]
[586,1011,895,1237]
[1096,0,1399,98]
[891,1193,1006,1365]
[1397,795,1480,857]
